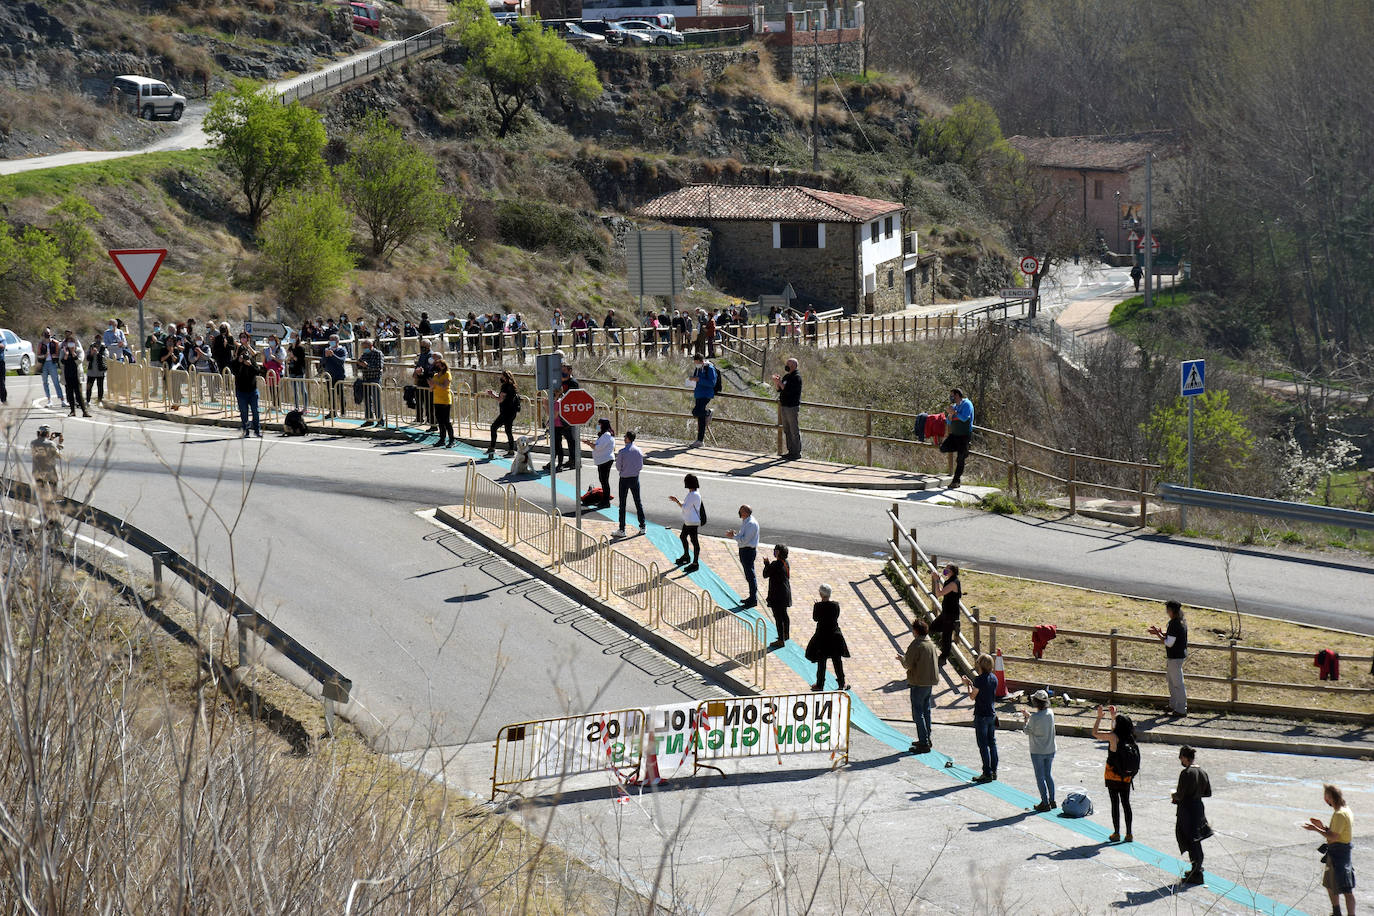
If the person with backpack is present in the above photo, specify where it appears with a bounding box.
[1019,689,1057,811]
[669,473,704,572]
[686,355,720,448]
[1092,704,1140,842]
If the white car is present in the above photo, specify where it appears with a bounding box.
[615,19,685,45]
[606,21,655,46]
[550,21,606,44]
[1,329,34,374]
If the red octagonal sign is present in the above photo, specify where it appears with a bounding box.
[558,389,596,426]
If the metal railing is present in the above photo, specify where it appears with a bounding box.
[1,478,353,730]
[278,24,453,106]
[459,462,767,689]
[1157,485,1374,531]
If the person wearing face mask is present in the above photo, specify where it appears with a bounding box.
[940,387,974,489]
[38,329,64,408]
[60,331,90,418]
[354,338,384,427]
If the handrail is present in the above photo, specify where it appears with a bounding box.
[1157,485,1374,531]
[277,23,453,106]
[885,504,978,675]
[1,477,353,726]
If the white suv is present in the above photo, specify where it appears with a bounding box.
[113,75,187,121]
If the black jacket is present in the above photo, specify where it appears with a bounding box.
[762,558,791,609]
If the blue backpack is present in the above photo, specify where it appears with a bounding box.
[1061,792,1094,818]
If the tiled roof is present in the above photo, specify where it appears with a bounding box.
[638,185,903,223]
[1007,130,1182,172]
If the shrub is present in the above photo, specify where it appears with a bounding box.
[258,186,355,311]
[980,492,1018,514]
[492,200,606,269]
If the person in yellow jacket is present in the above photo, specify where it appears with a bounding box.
[430,358,454,448]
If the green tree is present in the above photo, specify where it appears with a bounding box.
[204,82,327,226]
[46,196,100,267]
[451,0,601,137]
[335,115,458,260]
[258,187,355,311]
[0,222,73,313]
[918,97,1015,175]
[1143,389,1255,491]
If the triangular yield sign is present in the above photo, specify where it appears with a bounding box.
[1184,366,1203,391]
[781,282,797,300]
[108,249,167,300]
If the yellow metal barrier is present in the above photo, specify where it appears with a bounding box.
[694,691,850,770]
[466,470,512,535]
[708,607,768,689]
[511,496,557,563]
[491,708,645,800]
[605,549,655,622]
[558,521,604,583]
[657,578,709,655]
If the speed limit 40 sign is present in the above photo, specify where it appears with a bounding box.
[1019,255,1039,276]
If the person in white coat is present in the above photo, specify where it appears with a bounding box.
[1020,690,1057,811]
[669,473,703,572]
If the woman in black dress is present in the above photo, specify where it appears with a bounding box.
[761,544,792,651]
[804,583,850,691]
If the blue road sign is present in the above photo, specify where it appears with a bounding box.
[1181,359,1205,397]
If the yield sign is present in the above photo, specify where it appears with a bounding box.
[108,249,167,300]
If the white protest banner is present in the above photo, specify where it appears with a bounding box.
[492,708,644,798]
[642,701,708,776]
[694,692,850,763]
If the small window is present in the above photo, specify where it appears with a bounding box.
[1093,179,1104,200]
[778,222,820,248]
[884,216,894,238]
[887,268,894,288]
[870,222,879,244]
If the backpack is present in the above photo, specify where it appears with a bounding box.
[1117,741,1141,780]
[710,363,723,396]
[284,409,309,437]
[1061,792,1094,818]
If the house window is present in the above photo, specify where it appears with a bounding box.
[1093,179,1104,200]
[777,222,820,248]
[870,222,879,244]
[887,268,894,288]
[884,216,894,238]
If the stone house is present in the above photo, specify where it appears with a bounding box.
[1007,130,1183,255]
[637,184,921,314]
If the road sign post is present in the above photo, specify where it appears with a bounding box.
[108,248,167,362]
[1179,358,1206,530]
[558,389,596,530]
[535,353,563,518]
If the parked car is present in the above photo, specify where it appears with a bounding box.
[343,1,382,34]
[549,20,607,44]
[614,19,685,45]
[605,21,655,46]
[111,75,187,122]
[1,329,34,375]
[577,19,625,45]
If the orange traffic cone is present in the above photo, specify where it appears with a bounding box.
[630,751,663,787]
[993,648,1008,698]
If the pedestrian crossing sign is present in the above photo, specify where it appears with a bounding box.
[1181,359,1205,397]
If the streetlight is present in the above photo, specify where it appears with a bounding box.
[1113,190,1121,254]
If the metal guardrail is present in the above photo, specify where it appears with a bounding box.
[277,24,452,106]
[1,477,353,729]
[1157,485,1374,531]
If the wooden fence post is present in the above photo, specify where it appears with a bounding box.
[1109,628,1118,696]
[909,528,918,570]
[988,616,997,656]
[777,401,784,455]
[1138,464,1148,526]
[1229,639,1239,706]
[865,409,873,466]
[1068,448,1078,514]
[890,502,898,545]
[1008,432,1018,492]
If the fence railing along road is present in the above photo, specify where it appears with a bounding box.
[278,24,452,105]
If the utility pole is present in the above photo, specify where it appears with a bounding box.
[1143,151,1153,312]
[811,11,819,172]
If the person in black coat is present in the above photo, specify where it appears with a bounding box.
[804,583,850,691]
[1172,745,1212,885]
[762,544,792,650]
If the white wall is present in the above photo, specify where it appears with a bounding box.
[859,214,902,278]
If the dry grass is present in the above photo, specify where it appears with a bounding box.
[956,570,1374,713]
[0,495,636,914]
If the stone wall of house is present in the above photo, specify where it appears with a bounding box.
[869,254,905,313]
[703,220,858,311]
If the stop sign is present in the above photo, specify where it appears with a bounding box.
[558,388,596,426]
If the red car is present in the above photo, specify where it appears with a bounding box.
[343,2,381,34]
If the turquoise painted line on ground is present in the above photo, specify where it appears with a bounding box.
[450,441,1306,916]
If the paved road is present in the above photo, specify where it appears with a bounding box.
[2,376,721,751]
[0,41,400,176]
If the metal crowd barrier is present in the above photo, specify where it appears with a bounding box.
[491,707,645,800]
